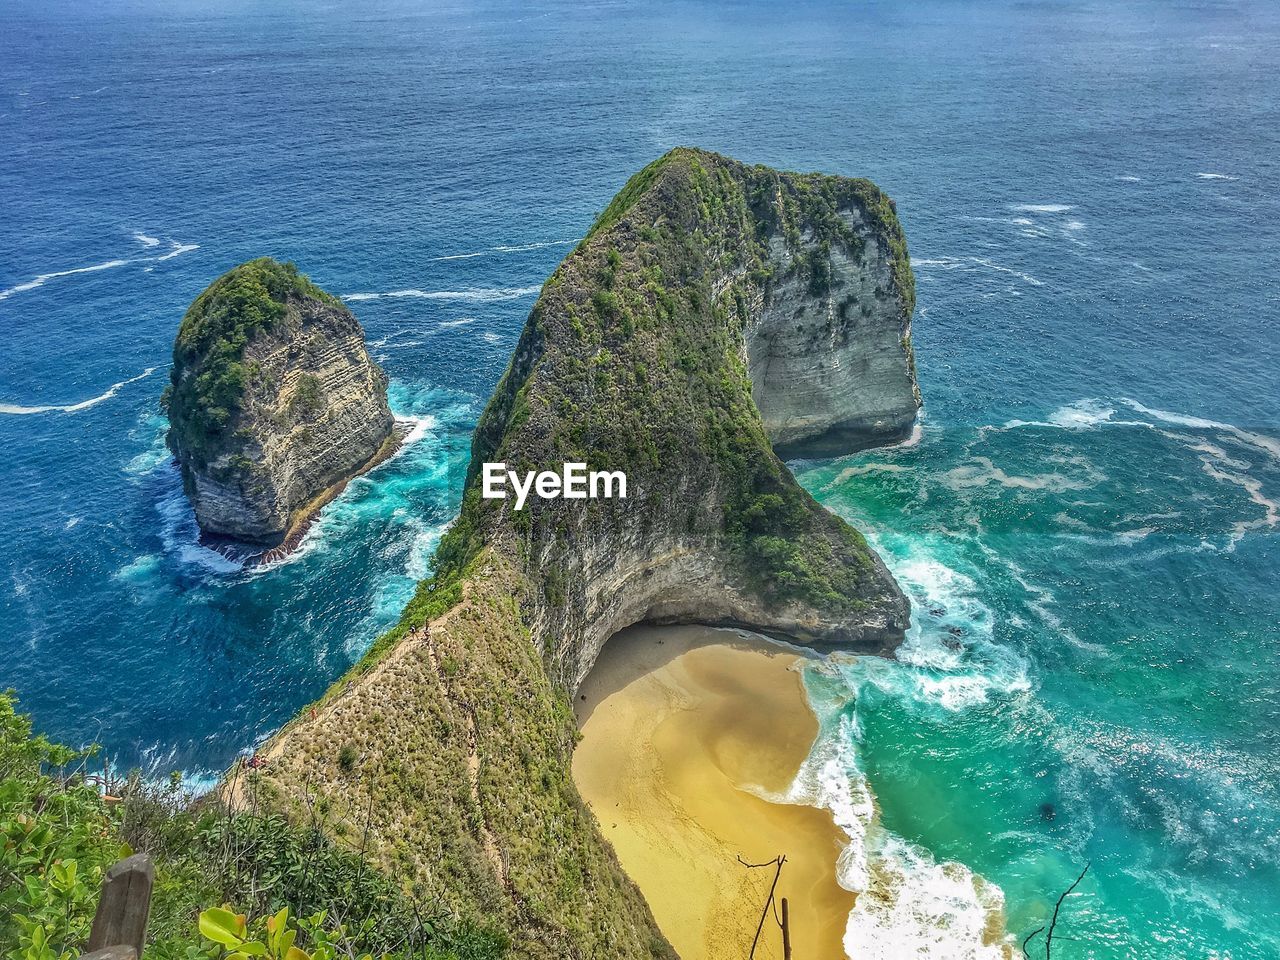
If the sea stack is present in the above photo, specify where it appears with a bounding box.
[164,257,395,548]
[242,149,920,958]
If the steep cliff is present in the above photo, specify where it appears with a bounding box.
[165,258,396,547]
[243,150,920,958]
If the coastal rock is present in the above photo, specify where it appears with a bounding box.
[472,147,918,688]
[751,212,920,458]
[245,150,920,958]
[165,258,395,547]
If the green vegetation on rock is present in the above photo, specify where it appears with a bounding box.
[472,147,909,611]
[165,258,340,469]
[0,692,505,960]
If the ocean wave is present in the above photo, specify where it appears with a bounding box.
[342,286,541,303]
[1119,398,1280,461]
[913,256,1043,287]
[1000,398,1118,431]
[0,259,130,301]
[1010,203,1074,213]
[1195,172,1238,181]
[250,414,439,572]
[973,541,1106,654]
[0,237,199,302]
[427,238,580,261]
[0,367,156,415]
[998,397,1280,548]
[780,655,1015,956]
[155,241,199,261]
[843,834,1009,960]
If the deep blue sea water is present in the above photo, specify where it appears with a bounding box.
[2,0,1278,955]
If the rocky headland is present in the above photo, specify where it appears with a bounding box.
[165,258,398,553]
[237,149,920,958]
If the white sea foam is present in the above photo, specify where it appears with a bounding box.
[0,367,156,415]
[773,579,1017,958]
[943,455,1099,494]
[155,241,199,261]
[491,238,580,252]
[1119,398,1280,461]
[1195,172,1238,181]
[1117,175,1143,183]
[428,238,580,261]
[0,237,198,302]
[843,834,1009,960]
[154,477,244,575]
[253,413,438,572]
[1000,398,1130,432]
[481,331,502,343]
[0,259,130,301]
[429,251,489,261]
[1011,203,1074,213]
[826,463,912,487]
[781,719,1013,958]
[913,256,1043,286]
[438,317,476,328]
[342,286,541,303]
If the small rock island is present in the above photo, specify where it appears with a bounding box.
[164,257,396,552]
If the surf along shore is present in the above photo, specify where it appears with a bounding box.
[572,624,853,960]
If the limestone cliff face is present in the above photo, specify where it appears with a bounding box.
[247,150,920,960]
[471,147,918,690]
[166,258,394,546]
[751,210,920,458]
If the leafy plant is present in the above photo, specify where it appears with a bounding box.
[1,692,127,960]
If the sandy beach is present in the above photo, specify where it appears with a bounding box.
[573,624,853,960]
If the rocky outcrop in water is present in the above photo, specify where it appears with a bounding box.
[244,150,920,958]
[165,258,395,548]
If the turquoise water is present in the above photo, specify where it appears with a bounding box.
[2,0,1278,955]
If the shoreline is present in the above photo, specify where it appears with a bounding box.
[572,624,854,960]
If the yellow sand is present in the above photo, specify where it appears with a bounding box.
[572,624,853,960]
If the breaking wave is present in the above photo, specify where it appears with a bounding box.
[0,367,157,415]
[0,237,199,302]
[341,286,541,303]
[428,238,580,261]
[0,259,130,301]
[914,256,1043,287]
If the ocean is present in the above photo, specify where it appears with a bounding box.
[2,0,1277,955]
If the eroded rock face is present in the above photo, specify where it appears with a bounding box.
[469,147,920,689]
[165,258,394,546]
[750,211,921,459]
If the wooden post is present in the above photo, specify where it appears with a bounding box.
[781,897,792,960]
[86,854,154,958]
[81,949,137,960]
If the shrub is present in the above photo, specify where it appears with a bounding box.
[338,744,358,773]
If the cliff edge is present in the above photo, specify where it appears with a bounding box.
[241,150,920,958]
[165,258,396,548]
